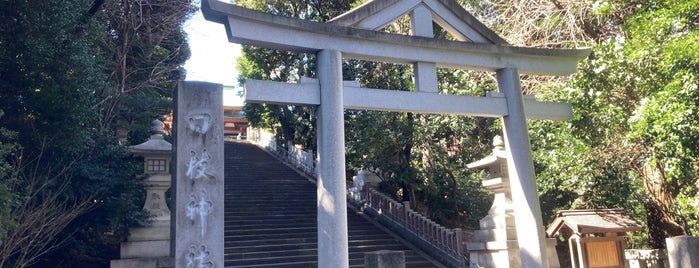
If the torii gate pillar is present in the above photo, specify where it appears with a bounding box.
[316,49,350,267]
[201,1,590,267]
[498,68,549,267]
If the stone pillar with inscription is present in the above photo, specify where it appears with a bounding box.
[174,81,224,268]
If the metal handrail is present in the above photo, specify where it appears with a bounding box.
[247,127,465,267]
[353,188,465,267]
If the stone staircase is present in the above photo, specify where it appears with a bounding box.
[224,141,442,268]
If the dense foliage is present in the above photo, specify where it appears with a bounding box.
[237,0,496,228]
[0,0,194,266]
[520,0,699,248]
[238,0,353,150]
[239,0,699,249]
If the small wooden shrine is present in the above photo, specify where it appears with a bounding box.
[546,209,642,268]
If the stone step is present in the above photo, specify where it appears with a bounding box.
[224,193,316,197]
[225,243,418,261]
[225,241,318,253]
[227,248,428,260]
[224,229,391,242]
[127,226,170,241]
[227,251,432,267]
[224,217,315,224]
[221,142,443,268]
[226,183,314,187]
[226,248,317,259]
[225,231,318,241]
[224,210,317,217]
[225,193,315,197]
[227,253,318,266]
[226,203,314,207]
[224,208,317,214]
[224,226,317,236]
[224,228,320,235]
[224,214,383,223]
[225,259,436,268]
[223,216,315,222]
[224,260,317,268]
[227,237,404,248]
[226,223,316,231]
[226,237,315,248]
[347,243,410,252]
[225,219,316,224]
[119,240,169,259]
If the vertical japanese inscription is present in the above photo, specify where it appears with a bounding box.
[186,245,213,268]
[176,81,224,268]
[186,190,213,237]
[187,148,215,181]
[187,113,212,134]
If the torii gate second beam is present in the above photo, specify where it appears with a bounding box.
[201,0,590,267]
[245,77,573,121]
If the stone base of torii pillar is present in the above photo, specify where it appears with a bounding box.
[466,136,560,268]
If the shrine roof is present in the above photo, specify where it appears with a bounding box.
[545,209,643,237]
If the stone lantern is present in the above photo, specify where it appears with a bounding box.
[129,119,173,225]
[111,119,173,268]
[466,136,560,268]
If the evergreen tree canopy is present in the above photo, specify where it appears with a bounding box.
[0,0,194,266]
[238,0,699,249]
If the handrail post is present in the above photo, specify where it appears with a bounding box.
[455,228,464,259]
[246,135,472,267]
[402,201,410,228]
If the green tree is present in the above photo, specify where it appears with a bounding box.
[340,16,499,227]
[237,0,699,249]
[0,0,193,266]
[0,110,19,250]
[97,0,194,138]
[523,0,698,248]
[238,0,499,229]
[343,60,418,204]
[237,0,353,150]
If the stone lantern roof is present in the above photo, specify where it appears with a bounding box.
[129,119,172,156]
[466,135,508,169]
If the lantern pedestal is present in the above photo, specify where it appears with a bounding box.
[466,136,559,268]
[111,120,173,268]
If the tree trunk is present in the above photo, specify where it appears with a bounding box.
[644,200,685,248]
[641,162,686,248]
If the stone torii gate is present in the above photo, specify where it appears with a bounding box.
[188,0,590,267]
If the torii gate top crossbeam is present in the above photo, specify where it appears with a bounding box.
[202,0,589,76]
[199,1,591,267]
